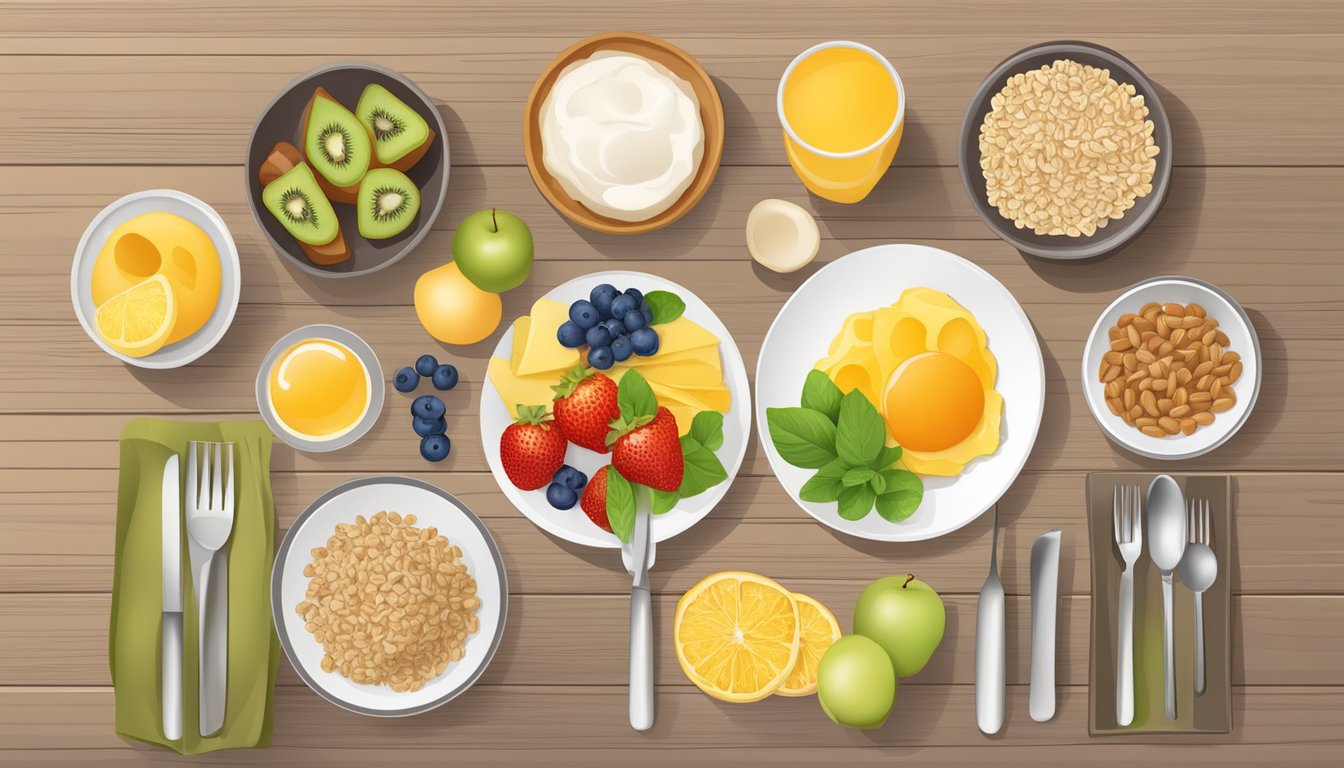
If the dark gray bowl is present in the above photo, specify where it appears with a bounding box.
[957,41,1172,260]
[244,62,449,278]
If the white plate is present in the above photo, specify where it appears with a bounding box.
[271,477,507,716]
[755,244,1045,542]
[480,271,751,549]
[1081,276,1261,460]
[70,189,241,369]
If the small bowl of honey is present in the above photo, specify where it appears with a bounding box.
[256,324,384,452]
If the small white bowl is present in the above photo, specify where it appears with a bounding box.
[1082,276,1261,460]
[256,324,385,453]
[70,189,241,369]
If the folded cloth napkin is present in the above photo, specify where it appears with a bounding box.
[110,419,279,754]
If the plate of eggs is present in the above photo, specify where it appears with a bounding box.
[755,244,1045,542]
[256,324,384,452]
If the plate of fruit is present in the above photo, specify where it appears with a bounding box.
[245,61,449,278]
[480,271,750,548]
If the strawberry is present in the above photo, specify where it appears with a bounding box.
[579,466,613,532]
[551,365,620,453]
[609,406,683,492]
[499,404,568,490]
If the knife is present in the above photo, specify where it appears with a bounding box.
[1029,530,1062,722]
[625,498,654,732]
[160,454,183,742]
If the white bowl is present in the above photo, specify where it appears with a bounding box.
[70,189,241,369]
[1081,276,1261,460]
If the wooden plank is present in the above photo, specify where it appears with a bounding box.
[2,593,1337,688]
[0,686,1340,752]
[2,472,1340,596]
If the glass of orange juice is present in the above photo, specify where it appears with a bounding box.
[777,41,905,204]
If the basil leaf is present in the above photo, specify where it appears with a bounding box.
[875,470,924,523]
[678,444,727,498]
[870,444,904,470]
[651,487,679,514]
[799,459,847,502]
[616,370,658,422]
[605,467,637,542]
[842,467,875,487]
[801,370,844,423]
[869,473,887,495]
[688,410,724,451]
[837,483,877,521]
[835,390,884,467]
[766,407,838,469]
[644,291,686,324]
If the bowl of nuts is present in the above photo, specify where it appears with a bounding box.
[272,476,507,716]
[1082,276,1261,460]
[958,41,1172,260]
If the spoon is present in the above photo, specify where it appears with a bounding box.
[975,507,1005,735]
[1178,499,1217,696]
[1146,475,1187,720]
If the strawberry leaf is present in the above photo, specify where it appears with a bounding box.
[550,363,592,400]
[651,487,679,514]
[514,404,552,425]
[616,370,657,421]
[605,467,636,543]
[688,410,724,451]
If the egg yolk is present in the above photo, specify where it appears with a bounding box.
[268,340,369,439]
[882,351,984,452]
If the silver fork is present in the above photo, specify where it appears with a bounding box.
[1179,499,1217,696]
[186,441,235,737]
[1113,484,1143,727]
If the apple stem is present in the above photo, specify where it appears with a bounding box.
[903,574,915,589]
[490,207,498,233]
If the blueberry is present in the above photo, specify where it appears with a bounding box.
[393,366,419,393]
[420,434,451,462]
[430,364,458,391]
[546,482,579,510]
[553,464,588,490]
[557,320,586,348]
[641,304,654,324]
[585,324,612,348]
[590,284,619,317]
[622,309,646,332]
[600,317,625,339]
[415,354,439,377]
[630,327,660,356]
[610,293,638,320]
[587,345,614,370]
[412,415,447,437]
[623,287,644,305]
[569,300,600,330]
[411,394,446,420]
[611,334,633,362]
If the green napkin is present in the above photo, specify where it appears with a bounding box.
[110,419,279,754]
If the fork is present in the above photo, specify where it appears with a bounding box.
[186,441,235,737]
[1179,499,1217,697]
[1113,484,1143,727]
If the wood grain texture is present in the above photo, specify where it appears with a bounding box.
[3,0,1343,763]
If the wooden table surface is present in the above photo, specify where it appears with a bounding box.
[2,1,1342,765]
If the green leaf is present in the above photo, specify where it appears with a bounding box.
[644,291,686,324]
[869,473,887,495]
[766,407,837,469]
[875,470,924,523]
[835,390,885,467]
[837,483,877,521]
[799,459,847,502]
[616,370,658,422]
[842,467,876,487]
[801,370,844,423]
[651,487,679,514]
[605,467,637,542]
[688,410,724,451]
[678,444,727,498]
[870,444,904,470]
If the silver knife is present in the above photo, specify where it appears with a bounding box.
[625,499,654,732]
[1029,530,1062,722]
[160,454,183,742]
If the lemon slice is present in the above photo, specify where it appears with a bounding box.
[775,593,841,696]
[674,571,800,703]
[93,274,177,357]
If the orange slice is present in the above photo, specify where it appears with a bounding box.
[674,571,800,703]
[776,593,841,696]
[93,274,177,357]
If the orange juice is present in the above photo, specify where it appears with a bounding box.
[267,339,370,440]
[778,42,905,203]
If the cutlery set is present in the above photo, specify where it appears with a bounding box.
[160,441,236,740]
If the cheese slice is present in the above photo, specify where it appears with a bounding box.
[513,298,579,377]
[488,357,561,418]
[651,381,732,413]
[619,316,720,366]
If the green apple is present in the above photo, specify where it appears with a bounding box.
[816,634,896,729]
[853,574,946,677]
[452,208,534,292]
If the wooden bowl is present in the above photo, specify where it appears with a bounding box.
[523,33,725,235]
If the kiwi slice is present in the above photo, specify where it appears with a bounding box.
[303,88,371,191]
[355,83,435,171]
[357,167,421,240]
[262,163,340,246]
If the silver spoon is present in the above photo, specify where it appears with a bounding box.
[1146,475,1187,720]
[1178,499,1217,696]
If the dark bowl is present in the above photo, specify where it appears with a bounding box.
[244,62,449,278]
[957,41,1172,260]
